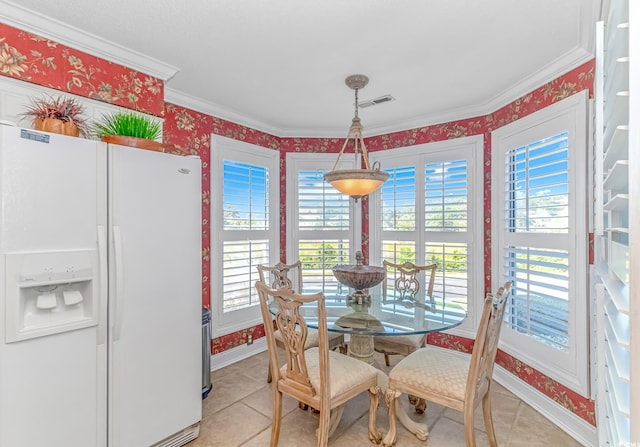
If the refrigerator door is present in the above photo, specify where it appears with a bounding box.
[0,126,108,447]
[108,145,202,447]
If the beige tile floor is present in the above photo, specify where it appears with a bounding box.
[187,350,584,446]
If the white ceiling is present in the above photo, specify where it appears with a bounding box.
[1,0,600,137]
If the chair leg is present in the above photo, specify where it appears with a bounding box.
[270,390,283,447]
[482,393,498,447]
[382,389,401,447]
[462,403,476,447]
[266,357,272,383]
[368,386,382,444]
[413,397,426,414]
[327,405,345,438]
[317,405,331,447]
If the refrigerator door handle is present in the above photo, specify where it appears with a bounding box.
[113,225,125,342]
[97,225,108,346]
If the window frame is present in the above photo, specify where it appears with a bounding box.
[491,90,589,395]
[286,152,361,290]
[369,135,484,338]
[210,135,280,337]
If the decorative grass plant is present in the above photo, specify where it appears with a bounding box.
[93,110,162,141]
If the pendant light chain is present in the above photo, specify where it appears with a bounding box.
[354,86,360,119]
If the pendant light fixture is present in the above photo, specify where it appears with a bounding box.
[323,74,389,201]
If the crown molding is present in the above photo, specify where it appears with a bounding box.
[483,47,594,114]
[164,87,283,137]
[0,0,179,81]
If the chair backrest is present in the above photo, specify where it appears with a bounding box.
[465,281,512,405]
[382,260,437,302]
[255,281,330,404]
[257,260,303,293]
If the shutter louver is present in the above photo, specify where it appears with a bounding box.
[504,246,569,351]
[223,160,269,230]
[381,167,416,231]
[299,170,350,230]
[222,160,271,312]
[299,240,350,294]
[222,240,269,311]
[506,133,569,234]
[425,159,468,231]
[593,1,633,443]
[502,132,571,351]
[296,169,352,294]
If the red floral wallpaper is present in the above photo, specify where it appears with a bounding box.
[0,20,596,425]
[0,22,164,116]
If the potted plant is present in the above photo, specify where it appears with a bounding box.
[20,95,90,137]
[93,110,164,152]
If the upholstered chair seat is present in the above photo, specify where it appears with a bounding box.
[387,346,469,403]
[284,348,382,400]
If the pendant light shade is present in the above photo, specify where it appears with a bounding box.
[323,169,389,197]
[323,75,389,201]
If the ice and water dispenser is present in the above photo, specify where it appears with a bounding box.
[4,250,98,343]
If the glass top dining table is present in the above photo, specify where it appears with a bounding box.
[270,289,466,335]
[269,287,467,364]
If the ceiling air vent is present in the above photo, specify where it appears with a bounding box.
[358,95,395,108]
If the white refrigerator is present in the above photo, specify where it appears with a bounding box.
[0,125,202,447]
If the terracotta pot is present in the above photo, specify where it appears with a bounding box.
[63,121,79,137]
[101,135,165,152]
[34,118,79,137]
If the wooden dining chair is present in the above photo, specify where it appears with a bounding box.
[382,281,513,447]
[256,282,384,446]
[374,260,438,366]
[257,261,345,383]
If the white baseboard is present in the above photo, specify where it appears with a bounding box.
[494,364,597,446]
[209,337,267,371]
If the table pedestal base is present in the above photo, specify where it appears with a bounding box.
[343,333,427,440]
[347,334,375,364]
